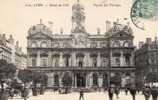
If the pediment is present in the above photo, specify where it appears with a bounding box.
[28,32,52,39]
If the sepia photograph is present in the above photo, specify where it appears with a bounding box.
[0,0,158,100]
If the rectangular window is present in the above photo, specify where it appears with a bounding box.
[32,58,36,66]
[92,57,97,67]
[41,58,48,66]
[54,57,59,67]
[115,57,120,66]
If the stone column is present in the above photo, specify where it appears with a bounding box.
[130,53,133,66]
[120,51,124,66]
[72,52,76,67]
[98,74,103,87]
[86,74,89,88]
[59,52,63,67]
[59,73,63,87]
[48,51,52,66]
[37,51,40,66]
[89,72,93,87]
[84,53,89,67]
[47,73,54,87]
[74,74,77,88]
[97,53,101,67]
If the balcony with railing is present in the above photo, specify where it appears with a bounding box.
[27,65,135,71]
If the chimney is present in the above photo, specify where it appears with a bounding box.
[48,21,53,32]
[106,20,111,32]
[60,28,63,34]
[8,35,14,44]
[97,27,100,35]
[146,38,152,44]
[138,41,144,49]
[2,34,6,41]
[1,34,6,45]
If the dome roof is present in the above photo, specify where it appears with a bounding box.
[28,23,52,35]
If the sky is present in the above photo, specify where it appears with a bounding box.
[0,0,158,53]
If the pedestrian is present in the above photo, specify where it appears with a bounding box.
[79,89,84,100]
[151,87,158,100]
[125,88,128,95]
[108,87,114,100]
[143,87,150,100]
[114,87,120,99]
[21,87,29,100]
[9,88,14,98]
[129,87,136,100]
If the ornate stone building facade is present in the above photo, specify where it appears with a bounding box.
[27,1,135,88]
[0,34,27,69]
[135,37,158,87]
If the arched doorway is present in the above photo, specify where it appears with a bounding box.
[76,73,86,87]
[54,74,59,86]
[93,73,98,86]
[62,72,72,87]
[103,73,108,87]
[110,73,121,87]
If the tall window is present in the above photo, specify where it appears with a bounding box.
[92,57,97,67]
[113,41,120,47]
[64,56,69,67]
[54,57,59,67]
[41,58,48,66]
[93,73,98,86]
[66,57,69,66]
[40,42,47,48]
[125,56,130,65]
[54,74,59,86]
[32,58,36,66]
[78,57,83,67]
[115,57,120,66]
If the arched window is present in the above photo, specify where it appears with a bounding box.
[103,73,108,87]
[113,41,120,47]
[100,42,107,48]
[123,41,131,47]
[31,42,38,48]
[40,41,47,48]
[90,42,97,48]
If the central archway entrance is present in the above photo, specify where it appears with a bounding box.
[76,73,86,87]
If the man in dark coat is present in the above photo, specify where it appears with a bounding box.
[114,87,120,99]
[151,87,158,100]
[108,87,114,100]
[130,87,137,100]
[143,87,150,100]
[79,89,84,100]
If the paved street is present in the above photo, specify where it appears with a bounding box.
[8,91,154,100]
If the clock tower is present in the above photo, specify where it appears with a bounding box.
[71,0,86,33]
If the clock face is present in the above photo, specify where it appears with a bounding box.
[74,33,87,47]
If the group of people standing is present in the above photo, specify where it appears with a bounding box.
[108,86,158,100]
[79,86,158,100]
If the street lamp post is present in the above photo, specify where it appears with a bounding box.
[107,37,111,88]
